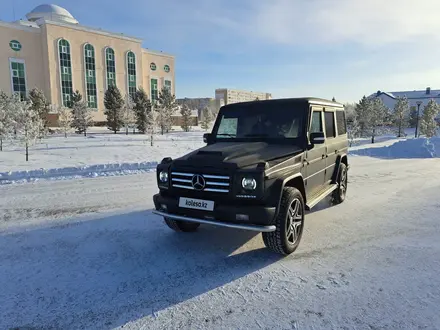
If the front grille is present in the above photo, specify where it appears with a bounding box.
[171,171,230,193]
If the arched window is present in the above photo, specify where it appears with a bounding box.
[126,51,136,100]
[58,38,73,106]
[105,47,116,88]
[84,44,97,108]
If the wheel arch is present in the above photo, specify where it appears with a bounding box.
[275,174,306,218]
[332,153,349,183]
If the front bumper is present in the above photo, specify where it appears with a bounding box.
[153,193,277,232]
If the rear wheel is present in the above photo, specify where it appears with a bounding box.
[332,163,348,204]
[164,217,200,232]
[262,187,305,255]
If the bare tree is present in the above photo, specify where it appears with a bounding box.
[13,94,43,161]
[122,95,136,135]
[57,106,73,138]
[0,90,13,151]
[156,87,178,134]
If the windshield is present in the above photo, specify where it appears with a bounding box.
[212,102,306,142]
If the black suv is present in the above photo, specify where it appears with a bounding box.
[153,98,349,255]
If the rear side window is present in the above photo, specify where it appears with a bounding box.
[310,111,322,133]
[336,111,347,135]
[324,112,335,138]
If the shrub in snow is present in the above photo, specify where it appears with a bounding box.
[104,85,124,134]
[180,104,192,132]
[156,87,177,135]
[12,94,43,161]
[420,99,439,138]
[393,96,410,137]
[133,88,153,134]
[201,107,213,131]
[57,106,73,138]
[0,90,13,151]
[70,91,93,136]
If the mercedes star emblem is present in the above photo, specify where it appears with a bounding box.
[191,174,206,190]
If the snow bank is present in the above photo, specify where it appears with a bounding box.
[0,161,157,185]
[350,137,440,159]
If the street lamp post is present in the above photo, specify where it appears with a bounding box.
[415,101,422,138]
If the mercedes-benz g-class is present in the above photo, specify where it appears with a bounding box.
[153,97,349,255]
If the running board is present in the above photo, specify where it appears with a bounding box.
[306,184,338,210]
[152,210,276,232]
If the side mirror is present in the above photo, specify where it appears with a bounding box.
[310,132,325,145]
[203,133,211,143]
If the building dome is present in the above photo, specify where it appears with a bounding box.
[26,4,78,24]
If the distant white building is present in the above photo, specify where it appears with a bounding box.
[215,88,272,106]
[369,87,440,111]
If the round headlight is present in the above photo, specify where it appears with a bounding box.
[159,171,168,183]
[242,177,257,190]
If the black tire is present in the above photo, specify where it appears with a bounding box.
[332,163,348,204]
[262,187,305,255]
[164,217,201,232]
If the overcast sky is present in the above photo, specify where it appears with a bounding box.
[2,0,439,103]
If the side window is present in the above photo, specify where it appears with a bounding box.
[324,112,335,138]
[336,111,347,135]
[310,111,323,133]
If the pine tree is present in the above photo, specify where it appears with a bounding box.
[69,90,83,109]
[201,107,212,131]
[354,96,373,137]
[28,87,51,137]
[72,100,93,136]
[393,96,410,137]
[0,90,12,151]
[133,88,152,134]
[420,99,439,138]
[370,97,389,143]
[347,113,360,147]
[156,87,177,134]
[180,104,192,132]
[122,94,136,135]
[104,85,124,134]
[57,106,73,138]
[12,94,43,161]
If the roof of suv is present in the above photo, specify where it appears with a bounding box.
[222,97,345,109]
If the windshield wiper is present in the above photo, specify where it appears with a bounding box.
[244,134,269,138]
[216,133,236,137]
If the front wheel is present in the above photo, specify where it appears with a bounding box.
[164,217,200,232]
[262,187,305,255]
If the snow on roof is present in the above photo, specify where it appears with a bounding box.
[371,88,440,100]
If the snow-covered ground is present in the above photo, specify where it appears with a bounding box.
[0,127,206,184]
[1,135,440,329]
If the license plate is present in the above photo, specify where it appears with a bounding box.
[178,197,214,211]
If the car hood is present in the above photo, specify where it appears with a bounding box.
[177,142,303,168]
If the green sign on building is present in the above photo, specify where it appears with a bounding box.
[10,40,22,51]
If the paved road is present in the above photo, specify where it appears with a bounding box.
[0,157,439,329]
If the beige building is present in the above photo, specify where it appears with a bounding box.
[0,4,175,124]
[215,88,272,106]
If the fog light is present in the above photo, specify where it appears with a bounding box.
[160,204,167,211]
[236,214,249,221]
